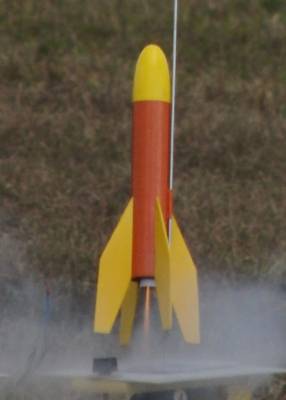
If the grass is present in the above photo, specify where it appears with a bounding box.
[0,0,285,302]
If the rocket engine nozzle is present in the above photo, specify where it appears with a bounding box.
[139,278,156,288]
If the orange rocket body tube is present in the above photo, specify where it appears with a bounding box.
[131,45,171,280]
[132,101,170,279]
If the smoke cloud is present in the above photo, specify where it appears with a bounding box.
[0,231,285,397]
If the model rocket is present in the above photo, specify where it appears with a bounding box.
[94,44,200,345]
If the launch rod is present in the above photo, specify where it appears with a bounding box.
[168,0,178,241]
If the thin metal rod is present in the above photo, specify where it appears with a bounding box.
[168,0,178,242]
[169,0,178,191]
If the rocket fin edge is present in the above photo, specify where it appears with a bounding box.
[155,198,172,330]
[170,215,200,343]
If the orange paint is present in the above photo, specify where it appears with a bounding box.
[132,101,170,279]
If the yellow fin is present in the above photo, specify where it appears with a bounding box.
[119,282,138,345]
[170,217,200,343]
[94,199,133,333]
[155,199,172,330]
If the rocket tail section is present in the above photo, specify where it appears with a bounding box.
[94,199,133,334]
[170,216,200,343]
[94,196,200,345]
[119,198,172,345]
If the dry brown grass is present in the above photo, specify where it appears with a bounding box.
[0,0,285,304]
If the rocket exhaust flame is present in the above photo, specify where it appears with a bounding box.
[143,287,151,338]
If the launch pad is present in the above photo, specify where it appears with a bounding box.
[35,362,285,400]
[0,360,285,400]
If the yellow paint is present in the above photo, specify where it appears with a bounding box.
[170,217,200,343]
[72,377,253,396]
[133,45,171,102]
[72,379,133,395]
[119,281,138,345]
[227,386,252,400]
[94,199,133,333]
[155,199,172,329]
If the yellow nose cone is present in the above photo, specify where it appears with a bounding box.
[132,44,171,103]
